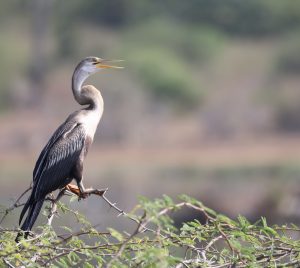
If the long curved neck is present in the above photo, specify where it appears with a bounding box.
[71,66,103,113]
[72,67,90,105]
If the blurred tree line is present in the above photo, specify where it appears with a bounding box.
[58,0,300,34]
[1,0,300,133]
[4,0,300,52]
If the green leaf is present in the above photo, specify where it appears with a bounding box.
[162,194,174,206]
[70,195,78,203]
[108,228,124,242]
[263,226,278,236]
[62,226,73,233]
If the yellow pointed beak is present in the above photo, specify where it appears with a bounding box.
[95,59,124,69]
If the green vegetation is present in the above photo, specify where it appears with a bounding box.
[157,163,300,182]
[1,1,300,116]
[121,19,225,109]
[276,35,300,74]
[53,0,300,35]
[123,18,225,63]
[1,195,300,267]
[0,19,30,111]
[129,47,201,109]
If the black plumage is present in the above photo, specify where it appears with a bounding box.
[19,119,87,234]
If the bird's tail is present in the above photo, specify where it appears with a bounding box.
[19,193,34,226]
[16,199,44,242]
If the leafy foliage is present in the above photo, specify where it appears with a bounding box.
[1,194,300,267]
[43,0,300,35]
[276,35,300,74]
[121,18,225,109]
[129,47,201,109]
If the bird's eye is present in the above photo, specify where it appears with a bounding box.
[91,58,99,65]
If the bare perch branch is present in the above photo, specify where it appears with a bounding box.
[0,186,32,225]
[3,258,16,268]
[64,184,145,227]
[47,188,67,226]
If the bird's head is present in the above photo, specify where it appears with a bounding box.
[72,56,123,105]
[78,56,123,75]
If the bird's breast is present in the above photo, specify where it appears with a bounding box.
[80,111,101,140]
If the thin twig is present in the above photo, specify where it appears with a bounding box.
[101,193,125,216]
[0,186,31,225]
[205,235,223,251]
[65,184,156,234]
[216,223,236,255]
[56,229,110,243]
[47,188,66,226]
[106,211,146,268]
[3,258,16,268]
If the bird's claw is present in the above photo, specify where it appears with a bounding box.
[78,192,90,201]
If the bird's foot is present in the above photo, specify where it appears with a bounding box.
[65,184,81,196]
[65,184,107,200]
[65,184,88,200]
[78,192,90,200]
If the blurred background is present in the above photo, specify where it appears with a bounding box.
[1,0,300,231]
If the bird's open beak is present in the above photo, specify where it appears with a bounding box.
[95,59,124,69]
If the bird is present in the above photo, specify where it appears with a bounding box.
[16,56,122,241]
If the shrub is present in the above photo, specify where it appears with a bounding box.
[276,35,300,74]
[130,48,201,109]
[1,194,300,267]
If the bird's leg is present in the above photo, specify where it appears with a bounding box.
[65,184,81,196]
[65,183,107,199]
[65,183,88,199]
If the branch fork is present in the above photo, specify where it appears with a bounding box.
[47,184,108,226]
